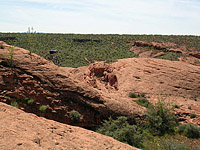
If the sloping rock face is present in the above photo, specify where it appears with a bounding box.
[189,51,200,59]
[69,58,200,126]
[0,102,139,150]
[0,41,144,129]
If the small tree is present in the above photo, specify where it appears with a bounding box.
[97,116,144,148]
[145,99,177,135]
[27,27,37,55]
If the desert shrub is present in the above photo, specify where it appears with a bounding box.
[129,92,139,98]
[145,99,177,135]
[178,123,200,139]
[69,111,82,123]
[190,113,196,118]
[157,52,181,61]
[0,44,4,49]
[136,97,151,108]
[11,101,19,108]
[19,97,34,105]
[129,92,146,99]
[174,104,180,109]
[97,116,144,148]
[27,99,34,105]
[3,46,14,68]
[160,139,191,150]
[139,93,146,97]
[39,105,47,112]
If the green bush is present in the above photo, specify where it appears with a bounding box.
[174,104,180,109]
[11,101,19,108]
[129,92,139,98]
[19,97,34,105]
[136,97,151,108]
[157,52,181,61]
[129,92,146,99]
[0,44,4,49]
[69,111,82,123]
[145,99,177,135]
[97,116,144,148]
[190,113,196,118]
[178,123,200,139]
[27,99,34,105]
[39,105,47,112]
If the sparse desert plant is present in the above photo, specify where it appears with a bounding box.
[174,104,180,109]
[69,110,82,123]
[39,105,47,112]
[0,44,4,49]
[157,52,181,61]
[97,116,144,148]
[190,113,196,118]
[145,98,177,135]
[27,27,37,55]
[27,99,34,105]
[11,101,19,108]
[129,92,139,98]
[22,97,34,105]
[3,46,15,68]
[178,123,200,139]
[17,97,34,107]
[139,93,146,97]
[136,97,151,108]
[129,92,146,99]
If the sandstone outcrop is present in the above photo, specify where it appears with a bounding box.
[130,41,200,66]
[0,41,145,129]
[0,102,139,150]
[189,51,200,59]
[0,41,200,128]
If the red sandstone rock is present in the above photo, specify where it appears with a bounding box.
[151,42,166,50]
[139,50,153,58]
[133,41,152,47]
[0,41,200,129]
[152,52,165,58]
[189,51,200,59]
[0,102,140,150]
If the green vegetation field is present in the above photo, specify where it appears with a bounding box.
[0,33,199,67]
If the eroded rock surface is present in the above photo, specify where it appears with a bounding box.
[0,102,139,150]
[0,41,200,128]
[0,41,144,129]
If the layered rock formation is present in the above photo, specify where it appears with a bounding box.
[0,41,144,129]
